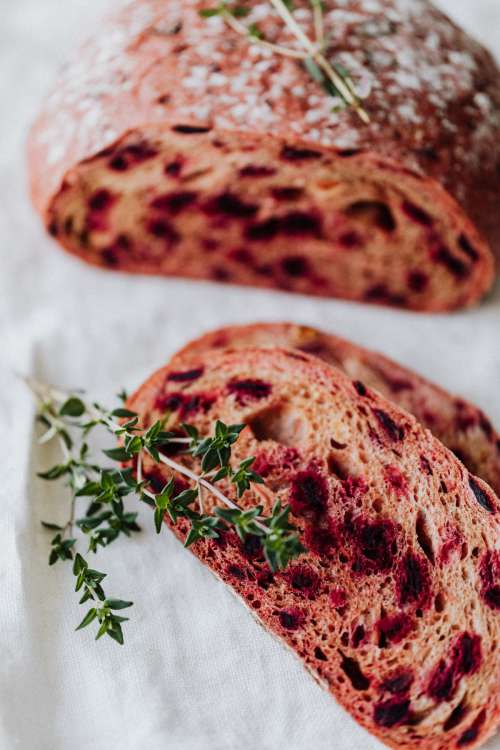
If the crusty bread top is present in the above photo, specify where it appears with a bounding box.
[173,322,500,496]
[28,0,500,261]
[127,346,500,750]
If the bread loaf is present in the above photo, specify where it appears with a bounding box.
[28,0,499,311]
[127,346,500,749]
[174,322,500,496]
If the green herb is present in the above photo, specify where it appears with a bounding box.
[26,375,305,646]
[199,0,369,123]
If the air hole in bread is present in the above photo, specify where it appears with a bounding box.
[328,453,350,480]
[314,646,328,661]
[344,200,396,232]
[434,593,445,612]
[415,511,435,563]
[248,404,307,446]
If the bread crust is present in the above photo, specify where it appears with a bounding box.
[127,346,500,750]
[174,322,500,497]
[27,0,499,310]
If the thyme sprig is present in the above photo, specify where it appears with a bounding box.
[32,384,137,643]
[199,0,369,123]
[27,376,305,644]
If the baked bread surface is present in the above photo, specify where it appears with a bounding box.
[27,0,500,310]
[127,346,500,750]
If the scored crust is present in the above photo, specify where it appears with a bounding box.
[27,0,499,311]
[173,322,500,497]
[126,347,500,750]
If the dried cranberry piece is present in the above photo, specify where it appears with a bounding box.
[457,234,479,261]
[280,211,322,237]
[257,570,274,589]
[108,142,157,171]
[374,698,411,727]
[143,466,167,493]
[271,186,304,201]
[337,149,360,157]
[229,248,253,264]
[443,702,468,731]
[227,379,271,405]
[457,710,486,746]
[484,587,500,609]
[408,270,429,292]
[433,246,468,279]
[239,164,277,177]
[479,550,500,610]
[151,191,197,214]
[278,607,305,630]
[281,145,322,160]
[330,588,347,608]
[380,671,414,695]
[88,188,115,212]
[352,624,366,648]
[172,124,211,134]
[285,564,320,599]
[304,522,337,556]
[167,368,204,383]
[385,465,408,495]
[241,535,263,560]
[340,655,370,690]
[352,518,397,574]
[420,455,433,475]
[396,553,431,608]
[204,192,258,219]
[427,633,482,702]
[281,256,310,277]
[146,219,180,244]
[155,391,215,418]
[342,476,368,500]
[428,660,456,702]
[454,633,482,675]
[439,524,463,565]
[226,564,246,580]
[164,159,184,177]
[245,217,280,241]
[289,469,329,515]
[339,231,362,249]
[377,613,413,646]
[101,248,119,266]
[401,201,433,226]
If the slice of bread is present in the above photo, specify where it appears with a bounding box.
[127,346,500,750]
[173,323,500,498]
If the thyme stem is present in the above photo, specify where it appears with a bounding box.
[269,0,369,123]
[310,0,324,47]
[222,8,306,59]
[27,377,276,539]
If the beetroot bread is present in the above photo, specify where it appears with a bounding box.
[27,0,499,311]
[173,322,500,497]
[127,346,500,750]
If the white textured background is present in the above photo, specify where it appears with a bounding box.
[0,1,499,749]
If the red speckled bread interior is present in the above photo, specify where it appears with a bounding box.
[127,346,500,750]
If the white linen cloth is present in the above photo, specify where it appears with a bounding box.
[0,1,499,748]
